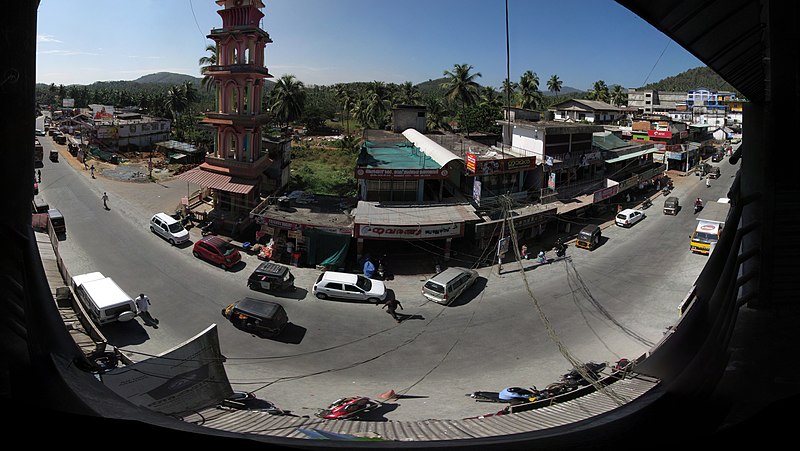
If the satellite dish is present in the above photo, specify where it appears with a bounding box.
[118,311,136,322]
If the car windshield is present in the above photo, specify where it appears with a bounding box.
[355,275,372,291]
[616,214,627,220]
[693,232,717,243]
[168,223,184,233]
[578,232,593,241]
[220,243,236,256]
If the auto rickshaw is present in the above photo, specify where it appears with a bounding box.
[221,297,288,338]
[575,224,601,250]
[247,261,296,292]
[49,149,58,162]
[663,196,680,215]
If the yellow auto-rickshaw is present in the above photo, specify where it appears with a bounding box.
[575,224,601,250]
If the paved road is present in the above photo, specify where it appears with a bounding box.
[37,133,737,421]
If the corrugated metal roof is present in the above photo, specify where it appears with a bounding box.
[179,375,660,442]
[176,167,256,194]
[354,200,481,226]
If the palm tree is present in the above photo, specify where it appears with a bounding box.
[269,74,306,127]
[519,70,543,110]
[166,85,188,120]
[610,84,627,107]
[479,86,503,109]
[198,44,218,92]
[423,96,450,132]
[547,75,562,96]
[364,81,391,128]
[442,63,482,108]
[396,81,420,105]
[183,81,199,105]
[334,84,353,134]
[501,78,517,107]
[588,80,610,103]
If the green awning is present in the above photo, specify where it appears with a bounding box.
[604,148,656,163]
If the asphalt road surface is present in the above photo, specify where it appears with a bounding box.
[37,135,738,421]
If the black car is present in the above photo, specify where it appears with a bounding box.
[711,152,724,162]
[221,297,288,338]
[247,261,296,292]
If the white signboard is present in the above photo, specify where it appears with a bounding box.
[358,223,462,239]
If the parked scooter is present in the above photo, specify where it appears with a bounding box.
[536,250,547,264]
[641,198,653,209]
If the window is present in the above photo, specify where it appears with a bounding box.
[325,283,343,291]
[344,285,362,293]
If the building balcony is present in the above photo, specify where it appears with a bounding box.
[201,111,272,127]
[204,152,272,179]
[202,64,273,78]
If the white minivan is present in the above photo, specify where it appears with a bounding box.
[150,212,189,245]
[72,272,137,325]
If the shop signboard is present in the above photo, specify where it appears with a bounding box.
[355,167,447,179]
[548,172,556,191]
[472,156,536,175]
[472,180,481,205]
[357,223,463,239]
[665,151,684,160]
[619,175,639,191]
[648,129,672,139]
[593,180,620,203]
[466,153,477,173]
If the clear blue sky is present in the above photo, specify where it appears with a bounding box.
[36,0,704,91]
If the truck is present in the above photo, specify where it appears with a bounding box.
[689,199,730,255]
[34,138,44,168]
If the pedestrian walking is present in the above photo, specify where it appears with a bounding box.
[135,293,159,327]
[521,244,529,260]
[102,192,109,209]
[706,177,711,188]
[381,298,403,323]
[90,165,95,178]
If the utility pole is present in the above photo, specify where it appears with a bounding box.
[496,194,509,275]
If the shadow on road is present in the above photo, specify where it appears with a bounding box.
[357,402,398,422]
[447,277,488,307]
[100,321,150,347]
[271,323,306,344]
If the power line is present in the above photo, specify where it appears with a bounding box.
[188,0,208,45]
[641,39,671,87]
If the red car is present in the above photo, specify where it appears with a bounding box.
[192,235,241,269]
[316,397,380,420]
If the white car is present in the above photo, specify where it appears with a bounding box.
[149,212,189,245]
[615,208,645,227]
[312,271,387,303]
[35,128,46,136]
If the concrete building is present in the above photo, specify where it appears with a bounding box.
[94,113,171,151]
[626,89,686,114]
[391,104,427,133]
[548,99,624,124]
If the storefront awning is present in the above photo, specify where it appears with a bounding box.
[604,147,656,163]
[176,167,256,194]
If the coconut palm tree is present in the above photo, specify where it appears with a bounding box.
[479,86,503,109]
[519,70,543,110]
[588,80,610,103]
[183,81,199,106]
[610,84,627,107]
[166,85,188,120]
[364,81,391,128]
[396,81,420,105]
[547,74,562,96]
[198,44,218,92]
[269,74,306,127]
[423,96,450,132]
[501,78,518,106]
[442,63,482,108]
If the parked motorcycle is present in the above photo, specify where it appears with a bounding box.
[467,387,541,404]
[316,396,380,420]
[641,198,653,209]
[662,187,671,196]
[554,239,567,258]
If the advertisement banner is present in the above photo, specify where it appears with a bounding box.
[593,180,620,203]
[548,172,556,191]
[648,129,672,139]
[62,98,75,108]
[472,180,481,205]
[101,325,231,416]
[357,223,463,239]
[472,156,536,175]
[665,151,684,160]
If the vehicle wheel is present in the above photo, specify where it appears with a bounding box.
[220,262,227,269]
[150,226,155,233]
[367,297,380,304]
[193,251,200,258]
[169,238,175,245]
[315,293,328,300]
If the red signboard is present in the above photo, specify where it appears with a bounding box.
[648,129,673,139]
[466,153,476,173]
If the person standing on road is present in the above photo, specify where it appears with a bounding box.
[90,164,95,178]
[135,293,159,327]
[381,298,403,323]
[706,176,711,188]
[102,192,109,209]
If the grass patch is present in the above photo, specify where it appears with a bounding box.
[290,140,358,197]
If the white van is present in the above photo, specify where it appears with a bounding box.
[149,212,189,245]
[72,272,137,325]
[422,267,479,305]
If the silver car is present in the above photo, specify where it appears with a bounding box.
[149,212,189,245]
[422,267,478,305]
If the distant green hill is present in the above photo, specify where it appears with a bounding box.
[639,66,740,96]
[134,72,203,85]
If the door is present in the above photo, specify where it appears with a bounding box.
[343,284,365,300]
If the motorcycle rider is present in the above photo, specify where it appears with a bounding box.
[694,197,703,212]
[555,238,566,257]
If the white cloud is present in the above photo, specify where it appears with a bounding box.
[37,35,62,43]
